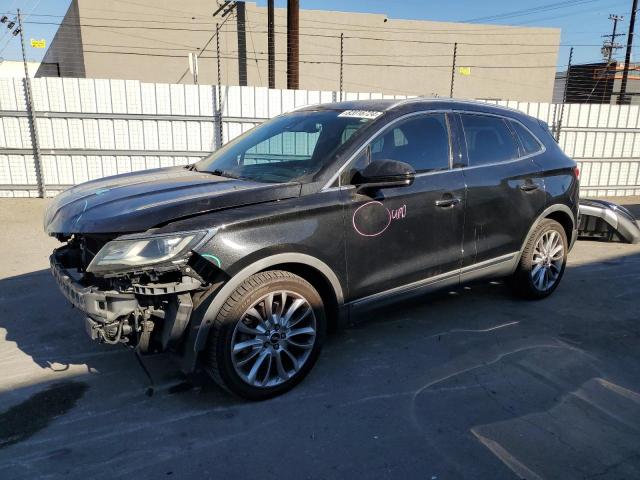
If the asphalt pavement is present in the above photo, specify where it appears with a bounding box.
[0,198,639,479]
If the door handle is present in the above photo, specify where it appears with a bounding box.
[520,182,541,192]
[435,197,461,208]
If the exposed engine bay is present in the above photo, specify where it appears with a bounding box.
[51,234,221,354]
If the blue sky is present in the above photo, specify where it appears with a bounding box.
[0,0,633,69]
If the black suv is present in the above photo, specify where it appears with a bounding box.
[46,99,579,399]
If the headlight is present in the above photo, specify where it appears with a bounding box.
[87,231,208,274]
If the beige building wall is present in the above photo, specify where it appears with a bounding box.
[40,0,561,102]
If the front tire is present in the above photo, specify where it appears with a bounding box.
[511,218,568,299]
[204,270,326,400]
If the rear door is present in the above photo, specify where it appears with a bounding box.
[341,112,466,301]
[457,112,546,268]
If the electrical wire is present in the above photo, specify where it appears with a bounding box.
[17,19,608,48]
[244,8,263,86]
[462,0,600,23]
[175,5,239,84]
[75,49,560,68]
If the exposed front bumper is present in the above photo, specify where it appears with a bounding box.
[50,247,201,351]
[50,252,138,323]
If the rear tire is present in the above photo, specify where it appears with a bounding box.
[511,218,568,300]
[204,270,326,400]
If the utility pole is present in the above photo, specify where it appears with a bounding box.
[287,0,299,89]
[602,14,624,64]
[267,0,275,89]
[339,33,344,101]
[235,1,247,86]
[17,9,44,197]
[619,0,638,105]
[450,42,457,98]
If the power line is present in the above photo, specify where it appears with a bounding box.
[5,10,569,35]
[514,0,629,26]
[244,6,585,37]
[462,0,600,23]
[17,19,607,47]
[175,3,237,84]
[76,49,562,68]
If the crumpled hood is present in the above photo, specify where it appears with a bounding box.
[44,166,301,234]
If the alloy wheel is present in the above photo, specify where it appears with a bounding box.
[531,229,565,291]
[230,290,317,388]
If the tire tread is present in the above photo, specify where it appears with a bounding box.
[204,270,322,398]
[512,218,568,300]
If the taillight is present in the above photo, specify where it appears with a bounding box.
[573,166,580,179]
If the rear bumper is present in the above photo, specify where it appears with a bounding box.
[578,199,640,244]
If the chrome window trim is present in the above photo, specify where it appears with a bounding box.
[322,109,452,190]
[507,117,546,156]
[322,108,547,190]
[454,110,547,171]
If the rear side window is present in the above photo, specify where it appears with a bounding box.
[461,114,519,166]
[510,120,543,156]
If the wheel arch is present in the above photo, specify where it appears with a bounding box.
[545,209,575,245]
[192,253,345,353]
[515,204,576,267]
[265,262,341,333]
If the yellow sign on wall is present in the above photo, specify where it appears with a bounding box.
[458,66,471,76]
[30,39,46,49]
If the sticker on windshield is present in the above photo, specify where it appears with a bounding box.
[338,110,383,119]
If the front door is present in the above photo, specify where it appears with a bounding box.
[341,112,466,302]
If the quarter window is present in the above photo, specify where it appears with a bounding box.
[510,120,543,156]
[461,114,519,166]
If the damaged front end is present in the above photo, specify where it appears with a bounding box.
[50,229,220,354]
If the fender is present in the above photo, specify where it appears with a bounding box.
[513,203,576,270]
[191,252,345,353]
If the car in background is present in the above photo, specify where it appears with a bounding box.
[45,98,579,400]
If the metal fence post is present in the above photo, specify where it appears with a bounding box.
[450,42,457,98]
[556,46,573,142]
[213,85,222,150]
[215,22,224,149]
[339,33,344,101]
[18,9,45,197]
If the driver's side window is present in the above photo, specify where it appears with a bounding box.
[340,113,451,185]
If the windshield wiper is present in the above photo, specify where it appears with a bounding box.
[209,169,238,179]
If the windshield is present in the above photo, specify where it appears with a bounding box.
[196,110,377,183]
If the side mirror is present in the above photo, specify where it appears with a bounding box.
[354,159,415,191]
